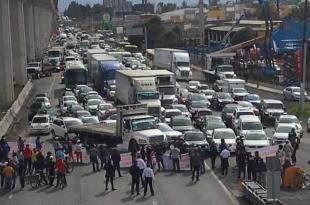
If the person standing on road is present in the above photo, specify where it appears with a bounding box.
[52,138,62,155]
[283,141,293,163]
[111,149,122,177]
[146,146,154,168]
[288,128,300,164]
[140,145,146,161]
[35,136,43,150]
[98,145,108,170]
[191,150,201,181]
[136,154,146,186]
[17,136,25,152]
[198,146,206,174]
[104,159,116,191]
[143,163,155,197]
[154,145,165,171]
[17,150,25,189]
[247,153,256,181]
[89,146,99,172]
[23,144,32,174]
[220,147,230,175]
[237,150,247,179]
[46,156,56,186]
[170,145,181,171]
[129,160,140,195]
[55,158,67,187]
[36,151,48,185]
[0,137,10,161]
[75,140,83,164]
[3,162,14,191]
[209,141,218,169]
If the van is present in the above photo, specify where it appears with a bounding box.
[236,115,263,137]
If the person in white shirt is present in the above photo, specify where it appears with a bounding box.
[142,163,154,196]
[220,148,230,175]
[170,145,181,171]
[75,140,83,163]
[136,154,146,185]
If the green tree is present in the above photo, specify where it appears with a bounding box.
[160,31,178,47]
[172,26,182,41]
[231,27,255,45]
[181,1,187,8]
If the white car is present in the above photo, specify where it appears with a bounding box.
[107,85,116,100]
[202,89,215,100]
[183,130,209,147]
[30,114,51,134]
[61,100,78,114]
[161,109,182,124]
[186,81,200,92]
[283,86,310,101]
[85,99,103,114]
[63,95,77,102]
[157,123,182,141]
[51,117,83,139]
[212,128,237,152]
[272,123,298,144]
[81,116,99,124]
[171,104,191,118]
[275,115,303,137]
[231,87,249,100]
[243,130,270,150]
[35,97,51,108]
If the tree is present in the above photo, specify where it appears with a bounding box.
[230,27,255,45]
[172,26,182,41]
[181,1,187,8]
[160,31,178,47]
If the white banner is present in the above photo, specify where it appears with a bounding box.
[251,145,278,159]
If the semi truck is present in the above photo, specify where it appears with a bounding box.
[90,54,122,95]
[154,48,192,81]
[70,104,167,149]
[85,48,106,75]
[47,47,63,72]
[116,70,161,117]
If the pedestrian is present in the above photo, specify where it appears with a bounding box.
[154,145,165,171]
[129,160,140,195]
[10,153,19,189]
[36,151,48,184]
[23,144,32,174]
[55,158,67,187]
[283,141,293,163]
[140,145,146,161]
[209,141,218,169]
[288,128,300,164]
[17,150,25,189]
[219,139,228,153]
[142,163,155,197]
[170,145,181,171]
[17,136,25,152]
[0,137,10,161]
[198,146,206,174]
[67,140,74,162]
[3,162,14,191]
[98,145,107,169]
[256,158,267,185]
[191,149,201,181]
[104,159,116,191]
[35,136,43,150]
[56,148,65,160]
[136,154,146,186]
[111,149,122,177]
[220,147,230,175]
[75,140,83,163]
[46,156,56,186]
[0,161,5,189]
[146,146,153,168]
[89,146,99,172]
[53,138,61,155]
[276,144,285,166]
[30,148,38,174]
[237,150,247,179]
[247,153,256,181]
[189,147,195,171]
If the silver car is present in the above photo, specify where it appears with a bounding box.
[283,86,309,101]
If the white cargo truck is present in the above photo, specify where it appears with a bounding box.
[154,48,192,81]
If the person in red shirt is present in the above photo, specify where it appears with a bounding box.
[55,158,67,187]
[23,144,32,174]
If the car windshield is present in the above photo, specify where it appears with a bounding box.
[191,101,206,108]
[29,63,39,67]
[267,103,283,109]
[218,93,231,99]
[158,124,173,132]
[82,117,99,124]
[64,91,74,96]
[292,87,300,92]
[77,112,91,118]
[233,88,246,93]
[159,87,175,95]
[137,92,159,100]
[99,104,113,110]
[197,110,212,116]
[88,95,102,100]
[247,95,260,100]
[184,133,204,141]
[206,122,226,130]
[64,96,76,101]
[279,117,299,124]
[217,66,233,72]
[239,102,253,108]
[65,120,82,127]
[173,105,188,112]
[198,85,208,90]
[36,98,47,103]
[213,131,236,139]
[32,117,48,123]
[172,117,192,126]
[246,133,267,140]
[276,126,294,133]
[165,111,181,118]
[64,101,77,107]
[205,90,215,95]
[242,122,263,130]
[224,106,238,113]
[132,119,155,131]
[87,100,101,106]
[177,62,190,67]
[189,81,199,86]
[192,94,207,101]
[236,112,254,118]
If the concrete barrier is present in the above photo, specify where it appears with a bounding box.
[0,80,33,136]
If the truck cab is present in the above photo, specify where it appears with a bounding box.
[172,52,192,81]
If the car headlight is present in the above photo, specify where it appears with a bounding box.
[138,139,148,144]
[44,125,49,128]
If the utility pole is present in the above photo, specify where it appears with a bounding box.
[199,0,205,45]
[300,0,308,112]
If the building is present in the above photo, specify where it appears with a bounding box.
[103,0,133,15]
[159,8,208,23]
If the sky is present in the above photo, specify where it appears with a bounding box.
[58,0,199,11]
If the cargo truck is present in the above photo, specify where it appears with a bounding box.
[116,70,161,117]
[154,48,192,81]
[86,48,106,76]
[70,104,167,149]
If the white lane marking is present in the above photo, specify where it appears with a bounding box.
[152,200,158,205]
[8,194,13,199]
[204,161,239,205]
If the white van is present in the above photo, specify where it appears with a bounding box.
[236,115,264,137]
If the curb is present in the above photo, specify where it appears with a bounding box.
[0,80,33,136]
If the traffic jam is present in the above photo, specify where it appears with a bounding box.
[25,25,310,190]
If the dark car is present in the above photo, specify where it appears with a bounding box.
[221,104,241,128]
[192,108,213,129]
[212,80,224,92]
[203,120,227,139]
[245,94,261,108]
[188,93,211,108]
[210,92,235,110]
[28,102,44,121]
[170,115,195,133]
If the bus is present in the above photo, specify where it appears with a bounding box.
[64,61,88,89]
